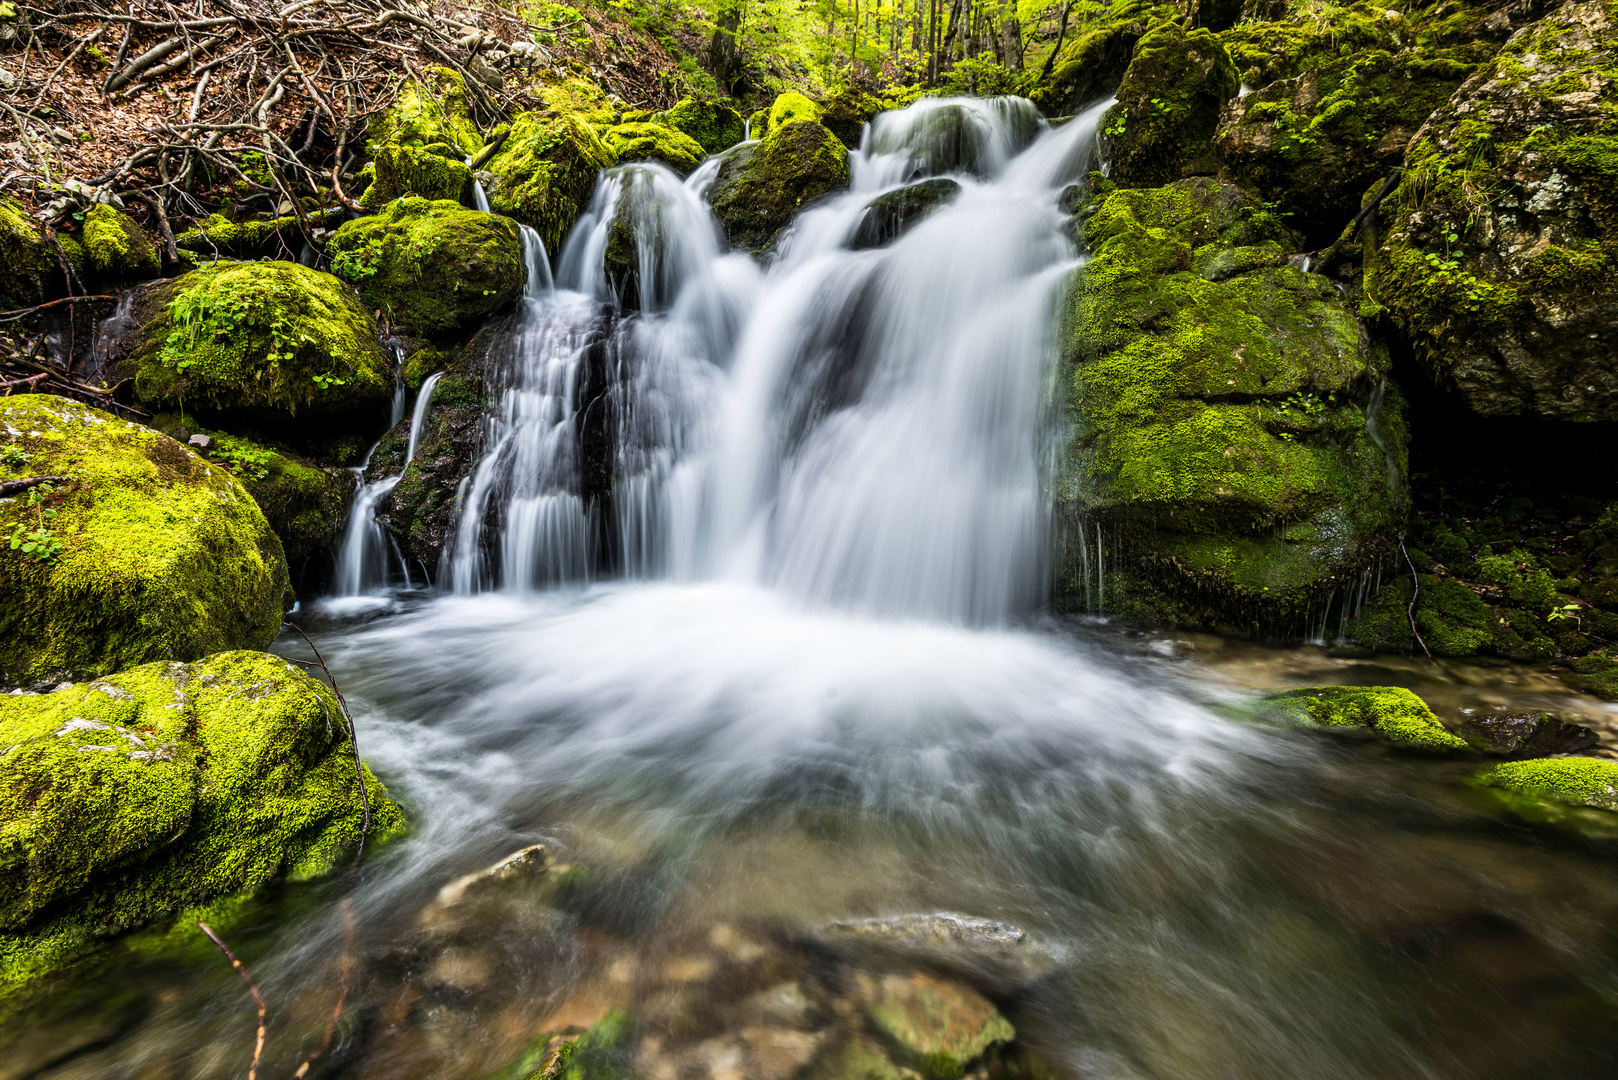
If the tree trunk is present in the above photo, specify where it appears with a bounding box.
[709,0,745,93]
[999,0,1021,70]
[1037,0,1075,81]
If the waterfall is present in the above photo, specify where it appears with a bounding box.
[468,157,492,213]
[406,371,444,466]
[439,95,1109,622]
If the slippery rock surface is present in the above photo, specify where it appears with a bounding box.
[1028,23,1143,119]
[115,260,395,451]
[1055,178,1407,633]
[1251,685,1469,750]
[0,650,404,996]
[329,196,526,335]
[1456,711,1600,756]
[0,395,288,684]
[1366,0,1618,420]
[483,85,619,253]
[600,121,707,175]
[706,120,851,253]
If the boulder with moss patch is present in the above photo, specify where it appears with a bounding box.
[1054,178,1406,633]
[659,98,745,155]
[819,86,885,149]
[192,429,355,562]
[706,120,851,253]
[1365,0,1618,420]
[0,395,288,685]
[81,204,159,282]
[1028,22,1144,119]
[116,260,393,447]
[0,650,405,999]
[1102,21,1239,187]
[851,178,961,250]
[599,121,706,175]
[329,197,524,336]
[1254,685,1469,750]
[1474,756,1618,812]
[484,108,617,253]
[0,198,55,311]
[362,68,483,206]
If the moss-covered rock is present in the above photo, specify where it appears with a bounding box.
[819,86,885,149]
[1055,178,1406,632]
[190,429,355,561]
[706,120,851,253]
[1474,756,1618,811]
[0,650,405,997]
[1351,574,1504,655]
[1255,685,1469,749]
[362,68,485,206]
[1365,0,1618,420]
[864,971,1016,1079]
[1028,22,1144,118]
[0,198,55,311]
[328,197,524,336]
[598,121,706,175]
[660,98,745,155]
[0,395,288,685]
[768,91,823,131]
[81,204,159,282]
[1103,22,1240,187]
[484,107,617,253]
[850,178,961,250]
[117,260,393,446]
[174,208,345,260]
[1214,22,1477,245]
[364,141,473,207]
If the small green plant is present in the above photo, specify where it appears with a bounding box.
[311,372,349,390]
[1149,97,1174,115]
[1547,602,1583,628]
[1242,200,1294,232]
[9,482,63,563]
[1,444,31,468]
[1104,106,1128,138]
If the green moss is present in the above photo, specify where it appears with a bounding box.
[0,395,288,684]
[1351,575,1500,656]
[1262,685,1468,750]
[487,1009,633,1080]
[1474,757,1618,812]
[368,67,483,158]
[748,107,769,139]
[363,142,473,207]
[484,107,617,253]
[660,98,745,155]
[81,204,159,282]
[818,86,885,149]
[190,429,353,561]
[329,197,524,335]
[1103,22,1239,187]
[706,120,851,253]
[0,650,405,999]
[174,209,344,259]
[768,91,822,131]
[402,345,450,390]
[1055,178,1405,629]
[0,197,55,311]
[1028,23,1144,118]
[598,122,706,175]
[120,261,393,442]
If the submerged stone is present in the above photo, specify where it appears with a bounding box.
[0,650,404,998]
[1256,685,1469,750]
[329,196,525,335]
[863,971,1015,1079]
[0,395,288,684]
[850,179,961,250]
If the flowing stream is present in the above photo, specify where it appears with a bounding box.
[10,97,1618,1080]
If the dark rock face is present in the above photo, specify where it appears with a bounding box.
[849,179,961,251]
[1028,24,1142,119]
[705,121,851,253]
[1457,712,1600,757]
[1101,22,1239,188]
[1365,1,1618,421]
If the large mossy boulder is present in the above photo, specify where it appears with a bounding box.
[0,198,55,311]
[659,98,745,155]
[599,121,706,175]
[484,107,617,253]
[0,650,405,997]
[1055,178,1407,633]
[117,260,394,447]
[1102,21,1240,187]
[1028,23,1144,118]
[82,204,159,282]
[819,86,886,149]
[0,396,288,685]
[1215,12,1480,245]
[1365,0,1618,420]
[362,67,482,206]
[1474,757,1618,812]
[329,197,525,336]
[706,120,851,253]
[194,430,356,562]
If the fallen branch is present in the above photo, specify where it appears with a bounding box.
[197,921,268,1080]
[0,295,118,323]
[0,474,68,497]
[1399,535,1434,661]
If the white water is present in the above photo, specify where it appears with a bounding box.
[442,95,1113,623]
[406,370,444,466]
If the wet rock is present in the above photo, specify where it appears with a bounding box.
[483,87,619,253]
[861,971,1015,1079]
[1053,178,1407,632]
[328,197,526,336]
[1473,756,1618,812]
[0,651,404,998]
[1365,1,1618,420]
[660,98,746,156]
[1101,22,1239,187]
[706,120,851,253]
[1457,712,1601,757]
[1028,24,1141,119]
[818,87,886,150]
[600,122,706,176]
[823,913,1024,952]
[0,396,289,683]
[81,204,159,283]
[1254,685,1469,751]
[434,844,552,909]
[850,180,960,251]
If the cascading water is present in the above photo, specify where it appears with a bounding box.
[443,95,1111,622]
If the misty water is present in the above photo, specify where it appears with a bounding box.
[9,98,1618,1080]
